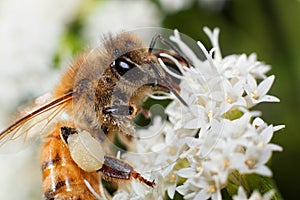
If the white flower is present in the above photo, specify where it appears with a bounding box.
[112,179,157,200]
[244,75,280,107]
[221,78,247,112]
[154,167,179,199]
[123,117,166,172]
[233,186,275,200]
[236,145,273,176]
[176,171,222,200]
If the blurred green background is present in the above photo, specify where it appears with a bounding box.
[156,0,299,199]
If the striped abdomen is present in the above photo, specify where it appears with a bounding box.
[40,124,101,200]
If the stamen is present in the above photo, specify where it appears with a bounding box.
[149,94,173,100]
[84,179,103,200]
[159,53,186,75]
[245,159,257,169]
[169,173,177,183]
[207,110,214,119]
[157,58,185,80]
[206,184,217,193]
[197,41,218,72]
[150,61,188,106]
[251,90,259,99]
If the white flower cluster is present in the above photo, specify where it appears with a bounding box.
[115,28,284,200]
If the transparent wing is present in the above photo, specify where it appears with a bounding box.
[0,93,73,153]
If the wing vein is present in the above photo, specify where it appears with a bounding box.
[0,92,73,149]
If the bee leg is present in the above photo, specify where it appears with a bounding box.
[60,127,155,187]
[137,106,151,119]
[98,156,155,188]
[60,126,77,144]
[102,105,135,116]
[103,105,152,119]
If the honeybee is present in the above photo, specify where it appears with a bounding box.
[0,32,188,199]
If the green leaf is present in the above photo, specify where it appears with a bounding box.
[227,171,283,199]
[244,174,283,200]
[223,109,244,120]
[166,191,184,200]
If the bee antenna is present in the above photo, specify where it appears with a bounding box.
[148,34,191,68]
[149,61,188,107]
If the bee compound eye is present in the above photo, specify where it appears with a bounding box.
[111,57,137,77]
[67,130,105,172]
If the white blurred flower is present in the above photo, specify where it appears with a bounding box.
[158,0,227,13]
[0,0,84,199]
[84,0,161,47]
[0,0,84,127]
[158,0,194,13]
[233,186,275,200]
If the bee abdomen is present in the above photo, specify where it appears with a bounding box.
[40,124,100,200]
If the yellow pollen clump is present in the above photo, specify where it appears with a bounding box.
[169,173,177,183]
[251,90,259,99]
[192,147,201,156]
[224,159,230,168]
[168,146,177,156]
[225,94,233,104]
[257,141,266,148]
[207,110,214,118]
[196,164,202,173]
[206,184,217,193]
[245,159,257,169]
[197,97,205,106]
